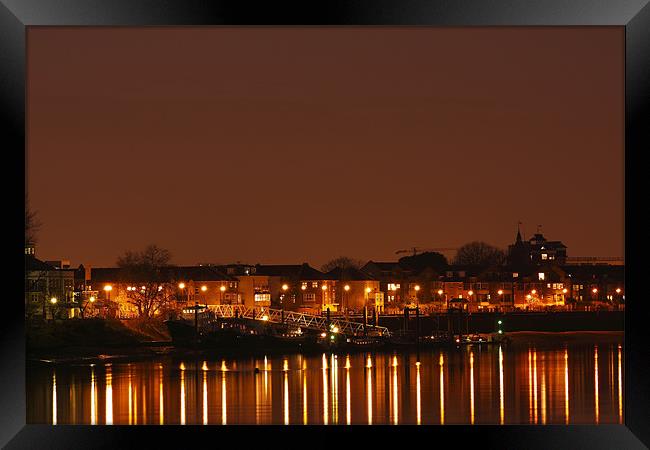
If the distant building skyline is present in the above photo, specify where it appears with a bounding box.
[28,27,624,267]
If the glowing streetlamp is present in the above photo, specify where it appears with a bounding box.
[104,285,112,301]
[50,297,57,304]
[220,285,226,304]
[615,288,621,294]
[178,282,190,303]
[201,285,207,292]
[343,285,350,316]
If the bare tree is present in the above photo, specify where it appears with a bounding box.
[116,244,176,318]
[321,256,364,273]
[25,193,42,245]
[453,241,506,266]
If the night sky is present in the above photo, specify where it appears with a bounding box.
[27,27,624,268]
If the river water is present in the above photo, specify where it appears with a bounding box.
[27,336,623,425]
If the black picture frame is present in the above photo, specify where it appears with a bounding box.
[2,0,648,448]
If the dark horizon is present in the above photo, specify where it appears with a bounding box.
[27,27,624,268]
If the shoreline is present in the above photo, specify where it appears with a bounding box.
[27,330,623,365]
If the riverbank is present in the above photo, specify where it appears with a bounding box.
[378,310,624,333]
[27,318,172,361]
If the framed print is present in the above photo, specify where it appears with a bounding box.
[2,0,648,448]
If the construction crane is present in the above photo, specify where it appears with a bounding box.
[395,247,458,257]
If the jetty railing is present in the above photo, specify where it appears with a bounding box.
[206,304,390,337]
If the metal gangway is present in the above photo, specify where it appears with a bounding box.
[206,304,391,337]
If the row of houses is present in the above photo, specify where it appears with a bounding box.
[26,249,624,320]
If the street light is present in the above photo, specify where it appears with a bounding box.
[104,285,112,301]
[343,285,350,316]
[50,297,57,304]
[220,285,226,304]
[178,282,190,303]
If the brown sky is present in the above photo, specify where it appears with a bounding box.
[27,27,624,268]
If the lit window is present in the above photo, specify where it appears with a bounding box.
[541,254,548,260]
[512,273,519,278]
[388,283,400,291]
[538,273,545,281]
[254,293,270,303]
[304,293,316,302]
[311,282,318,288]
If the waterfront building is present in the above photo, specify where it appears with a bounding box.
[230,263,335,314]
[25,248,76,319]
[325,266,381,314]
[508,226,568,266]
[562,264,624,305]
[86,265,237,318]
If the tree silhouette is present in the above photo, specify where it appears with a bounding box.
[25,193,42,245]
[321,256,364,273]
[398,251,448,272]
[453,241,506,266]
[116,244,176,318]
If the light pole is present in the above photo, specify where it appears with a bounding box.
[498,289,504,312]
[344,285,350,318]
[281,283,289,308]
[201,285,207,305]
[322,284,328,313]
[364,287,372,332]
[437,289,443,310]
[414,285,420,307]
[49,296,57,321]
[178,282,190,304]
[220,285,226,304]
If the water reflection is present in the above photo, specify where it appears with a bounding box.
[29,341,624,425]
[90,366,96,425]
[416,361,422,425]
[498,346,504,425]
[52,371,57,426]
[366,355,373,425]
[469,352,474,425]
[618,345,623,424]
[180,363,185,425]
[439,353,444,425]
[106,365,113,425]
[159,364,164,425]
[594,346,599,424]
[564,349,569,424]
[346,356,351,425]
